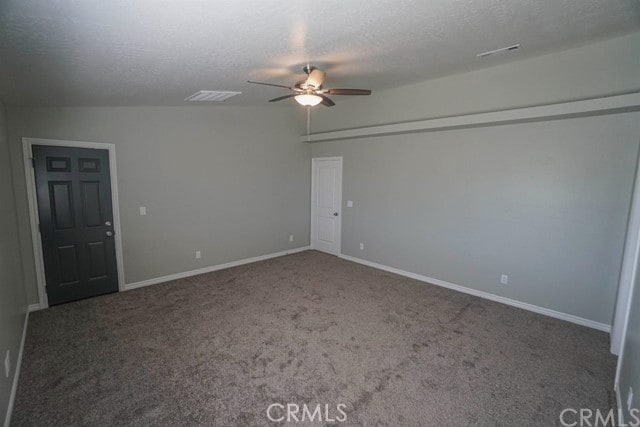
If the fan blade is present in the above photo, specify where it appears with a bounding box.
[320,95,335,107]
[306,69,326,88]
[268,94,297,103]
[326,88,371,95]
[247,80,293,90]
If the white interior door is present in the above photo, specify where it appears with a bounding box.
[311,157,342,255]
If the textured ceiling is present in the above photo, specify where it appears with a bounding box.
[0,0,639,106]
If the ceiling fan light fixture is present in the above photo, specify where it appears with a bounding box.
[248,66,371,107]
[295,93,323,106]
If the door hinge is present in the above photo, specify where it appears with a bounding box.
[31,157,35,168]
[38,223,42,233]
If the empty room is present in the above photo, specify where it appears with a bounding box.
[1,1,640,425]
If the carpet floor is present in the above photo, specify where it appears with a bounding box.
[12,250,616,426]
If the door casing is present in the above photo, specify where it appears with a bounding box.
[22,137,125,309]
[310,156,343,255]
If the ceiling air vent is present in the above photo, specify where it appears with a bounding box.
[184,91,241,102]
[477,44,521,58]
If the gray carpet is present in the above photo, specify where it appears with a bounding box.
[12,250,616,426]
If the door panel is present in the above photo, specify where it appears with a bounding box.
[78,157,101,172]
[317,217,335,243]
[311,158,342,255]
[47,157,71,172]
[50,181,75,229]
[33,145,119,305]
[87,241,108,279]
[318,167,336,208]
[81,181,103,227]
[56,244,79,285]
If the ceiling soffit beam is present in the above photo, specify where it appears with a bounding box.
[303,92,640,143]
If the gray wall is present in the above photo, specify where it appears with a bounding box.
[7,106,311,304]
[312,114,640,324]
[0,101,28,423]
[309,33,640,325]
[619,264,640,420]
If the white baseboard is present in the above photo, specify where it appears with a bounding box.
[27,303,41,312]
[4,310,29,427]
[339,253,611,332]
[124,246,311,291]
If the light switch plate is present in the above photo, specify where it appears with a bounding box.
[347,200,353,207]
[139,206,147,216]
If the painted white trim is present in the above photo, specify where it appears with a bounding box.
[22,137,126,309]
[612,142,640,356]
[615,382,626,427]
[304,92,640,142]
[22,141,48,308]
[124,246,310,291]
[4,311,29,427]
[27,303,41,312]
[614,239,640,405]
[339,253,611,332]
[310,157,343,255]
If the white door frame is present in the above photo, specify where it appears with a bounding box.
[613,141,640,417]
[310,156,343,255]
[611,144,640,355]
[22,137,126,309]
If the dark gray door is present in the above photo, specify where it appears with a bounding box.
[33,145,119,305]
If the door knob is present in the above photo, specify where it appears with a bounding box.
[333,212,339,216]
[106,231,113,237]
[105,221,112,226]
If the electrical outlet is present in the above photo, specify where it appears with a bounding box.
[359,243,364,250]
[4,350,10,378]
[629,387,634,412]
[500,274,508,285]
[195,251,201,259]
[289,235,294,242]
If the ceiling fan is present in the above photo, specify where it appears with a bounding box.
[247,65,371,107]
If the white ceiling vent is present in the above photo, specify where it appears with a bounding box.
[184,91,241,102]
[477,44,521,58]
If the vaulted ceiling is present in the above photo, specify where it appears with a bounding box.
[0,0,638,106]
